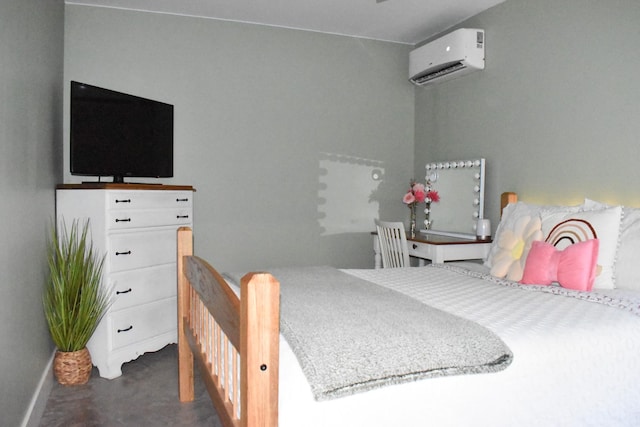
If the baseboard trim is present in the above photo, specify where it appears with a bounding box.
[21,350,55,427]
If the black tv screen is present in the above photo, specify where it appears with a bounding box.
[70,81,173,183]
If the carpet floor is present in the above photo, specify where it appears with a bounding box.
[39,344,222,426]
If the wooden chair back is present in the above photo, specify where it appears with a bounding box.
[375,219,410,268]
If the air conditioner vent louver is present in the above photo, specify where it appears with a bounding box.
[412,62,466,85]
[409,28,484,86]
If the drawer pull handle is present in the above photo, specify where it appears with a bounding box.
[115,199,131,203]
[117,325,133,333]
[116,288,132,295]
[115,218,131,223]
[177,215,189,219]
[115,250,132,256]
[413,244,418,249]
[176,198,189,202]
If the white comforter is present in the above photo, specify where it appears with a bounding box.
[278,264,640,427]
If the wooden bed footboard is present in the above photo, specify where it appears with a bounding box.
[177,227,280,427]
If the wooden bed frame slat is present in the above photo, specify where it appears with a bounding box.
[184,317,239,427]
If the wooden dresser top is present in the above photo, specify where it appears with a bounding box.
[56,183,195,191]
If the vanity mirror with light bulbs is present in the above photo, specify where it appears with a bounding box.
[422,158,486,239]
[373,158,490,268]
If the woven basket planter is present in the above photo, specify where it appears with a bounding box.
[53,347,92,385]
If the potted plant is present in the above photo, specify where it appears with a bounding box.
[44,219,112,385]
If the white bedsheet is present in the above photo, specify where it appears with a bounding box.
[278,264,640,427]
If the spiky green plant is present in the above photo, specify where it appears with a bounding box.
[44,219,112,352]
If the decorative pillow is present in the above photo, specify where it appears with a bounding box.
[485,201,581,277]
[489,215,543,281]
[520,240,599,291]
[584,198,640,291]
[540,206,622,290]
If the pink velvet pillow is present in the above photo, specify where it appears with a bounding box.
[520,239,599,291]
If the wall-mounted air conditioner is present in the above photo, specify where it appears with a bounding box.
[409,28,485,86]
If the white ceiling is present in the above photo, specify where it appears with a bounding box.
[65,0,505,45]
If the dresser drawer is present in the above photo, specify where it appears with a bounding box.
[408,241,438,259]
[108,191,192,210]
[108,229,176,272]
[109,298,177,351]
[108,264,176,311]
[107,208,191,230]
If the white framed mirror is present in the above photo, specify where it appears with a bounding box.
[422,158,485,239]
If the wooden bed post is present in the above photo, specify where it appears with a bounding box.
[501,192,518,217]
[240,272,280,427]
[177,227,195,402]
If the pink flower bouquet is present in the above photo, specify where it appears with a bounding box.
[403,182,426,206]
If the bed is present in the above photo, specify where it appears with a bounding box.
[177,192,640,427]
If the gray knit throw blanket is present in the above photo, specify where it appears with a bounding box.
[227,266,512,401]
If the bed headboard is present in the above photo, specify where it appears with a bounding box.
[501,192,518,217]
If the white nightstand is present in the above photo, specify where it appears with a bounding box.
[373,232,491,268]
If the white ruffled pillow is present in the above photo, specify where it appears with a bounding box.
[615,207,640,291]
[584,198,640,291]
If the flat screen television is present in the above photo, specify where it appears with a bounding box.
[70,81,173,183]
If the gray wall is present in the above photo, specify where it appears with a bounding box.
[0,1,64,425]
[64,5,415,272]
[415,0,640,228]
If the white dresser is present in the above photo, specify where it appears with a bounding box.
[55,183,194,379]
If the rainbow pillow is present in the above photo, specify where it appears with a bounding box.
[540,206,622,289]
